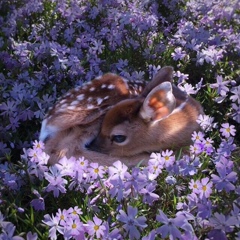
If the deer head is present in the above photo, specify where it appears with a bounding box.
[87,67,203,157]
[39,73,148,165]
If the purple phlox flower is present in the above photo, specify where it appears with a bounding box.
[191,131,205,143]
[217,137,236,157]
[44,166,67,197]
[68,206,83,219]
[211,164,237,192]
[116,59,129,71]
[142,230,156,240]
[76,157,89,171]
[189,179,201,194]
[197,46,224,66]
[174,70,189,84]
[202,137,215,155]
[30,189,45,211]
[87,216,106,239]
[117,205,147,240]
[171,47,187,61]
[178,82,196,95]
[231,103,240,123]
[231,202,240,227]
[148,64,161,79]
[27,158,49,180]
[108,177,125,202]
[147,152,164,177]
[196,114,217,132]
[63,217,85,239]
[161,149,175,167]
[26,231,38,240]
[101,221,122,240]
[3,172,20,191]
[32,140,45,150]
[56,208,71,226]
[190,142,205,155]
[90,39,105,54]
[178,155,199,176]
[56,156,76,177]
[230,85,240,104]
[210,75,230,102]
[88,162,105,180]
[208,212,238,233]
[140,182,159,205]
[198,177,213,199]
[0,222,24,240]
[220,123,236,138]
[108,160,128,180]
[156,210,193,240]
[215,156,234,173]
[42,213,64,240]
[124,167,148,197]
[197,199,212,219]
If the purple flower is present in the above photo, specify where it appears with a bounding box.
[0,222,24,240]
[26,231,38,240]
[211,165,237,192]
[230,86,240,104]
[210,75,230,99]
[63,217,85,239]
[156,210,193,239]
[209,212,238,233]
[44,166,68,197]
[108,160,128,180]
[140,182,159,205]
[86,216,106,239]
[117,205,147,240]
[196,114,217,132]
[198,177,213,199]
[220,123,236,138]
[231,103,240,123]
[42,214,64,239]
[171,47,187,61]
[88,162,105,179]
[30,190,45,211]
[161,150,175,167]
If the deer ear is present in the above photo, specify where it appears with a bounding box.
[139,82,176,122]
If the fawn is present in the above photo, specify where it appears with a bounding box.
[40,66,203,166]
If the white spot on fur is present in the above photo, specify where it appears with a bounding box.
[87,104,95,110]
[39,119,59,141]
[104,96,109,100]
[90,87,95,92]
[67,106,77,110]
[101,84,107,89]
[96,75,103,80]
[77,94,84,101]
[71,100,80,106]
[97,98,103,105]
[87,97,93,102]
[108,84,115,89]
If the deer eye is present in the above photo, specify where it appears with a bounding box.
[111,135,127,143]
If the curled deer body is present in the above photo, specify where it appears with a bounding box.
[40,66,203,166]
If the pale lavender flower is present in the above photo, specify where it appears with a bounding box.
[196,114,216,132]
[174,71,189,83]
[171,47,187,61]
[68,206,83,219]
[56,156,76,177]
[76,157,89,171]
[147,152,164,177]
[108,177,125,202]
[231,103,240,123]
[198,177,213,199]
[117,206,147,240]
[42,214,64,240]
[161,149,175,167]
[44,166,68,197]
[190,142,205,155]
[191,131,205,143]
[56,208,71,225]
[63,217,85,239]
[89,162,105,179]
[220,123,236,138]
[142,230,156,240]
[230,86,240,104]
[108,160,128,180]
[178,82,196,95]
[189,179,201,194]
[165,176,177,185]
[87,216,106,239]
[210,75,230,97]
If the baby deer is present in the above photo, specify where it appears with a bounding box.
[87,67,203,157]
[39,72,149,165]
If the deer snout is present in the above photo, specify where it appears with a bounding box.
[85,136,108,154]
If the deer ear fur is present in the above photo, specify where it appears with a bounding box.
[139,82,176,122]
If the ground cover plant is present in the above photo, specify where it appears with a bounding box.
[0,0,240,239]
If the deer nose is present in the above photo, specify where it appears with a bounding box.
[85,138,99,152]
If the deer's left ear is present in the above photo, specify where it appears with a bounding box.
[139,82,176,122]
